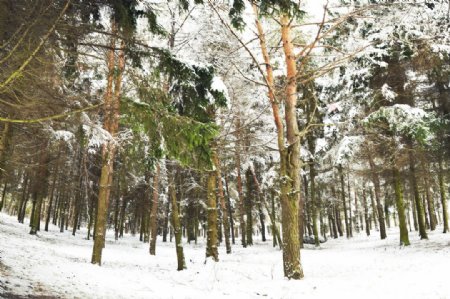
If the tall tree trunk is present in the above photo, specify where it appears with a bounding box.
[347,170,353,237]
[362,187,370,236]
[60,191,68,233]
[169,170,186,270]
[384,196,391,228]
[0,122,12,207]
[333,186,343,236]
[408,150,428,239]
[393,166,410,246]
[72,148,84,236]
[87,170,99,240]
[224,175,235,245]
[213,153,231,254]
[354,190,361,233]
[0,181,7,212]
[369,188,378,231]
[30,142,49,235]
[257,199,266,242]
[338,165,351,238]
[17,173,29,223]
[423,164,437,230]
[410,189,418,231]
[438,157,448,233]
[252,6,303,279]
[244,168,253,246]
[113,193,120,240]
[422,195,430,229]
[278,15,304,279]
[250,167,281,248]
[309,162,320,247]
[234,116,246,248]
[92,22,124,265]
[45,145,62,231]
[162,199,169,242]
[205,170,219,261]
[149,164,160,255]
[301,174,308,244]
[368,153,387,238]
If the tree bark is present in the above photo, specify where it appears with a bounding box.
[362,187,370,236]
[338,165,351,238]
[252,5,303,279]
[244,168,253,246]
[72,147,85,236]
[368,153,387,239]
[17,173,29,223]
[393,167,410,246]
[0,122,12,190]
[205,170,219,261]
[213,153,231,253]
[250,167,281,248]
[234,116,247,248]
[0,181,7,212]
[30,142,49,235]
[92,21,124,265]
[309,162,320,246]
[423,164,437,230]
[224,175,235,245]
[438,157,448,233]
[408,150,428,239]
[169,171,186,270]
[278,15,304,279]
[45,144,62,231]
[149,164,160,255]
[347,170,353,237]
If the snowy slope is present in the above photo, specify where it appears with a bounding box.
[1,212,449,299]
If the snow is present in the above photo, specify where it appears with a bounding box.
[51,130,75,142]
[210,76,229,101]
[381,84,397,102]
[332,135,363,166]
[364,104,436,141]
[1,212,450,299]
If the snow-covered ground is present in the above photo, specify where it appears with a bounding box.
[1,212,449,299]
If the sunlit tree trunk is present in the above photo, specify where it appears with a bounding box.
[92,21,125,265]
[252,6,303,279]
[278,15,304,279]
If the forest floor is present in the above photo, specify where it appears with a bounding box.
[1,212,450,299]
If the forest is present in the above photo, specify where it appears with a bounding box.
[0,0,449,298]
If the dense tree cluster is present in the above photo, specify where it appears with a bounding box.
[0,0,448,280]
